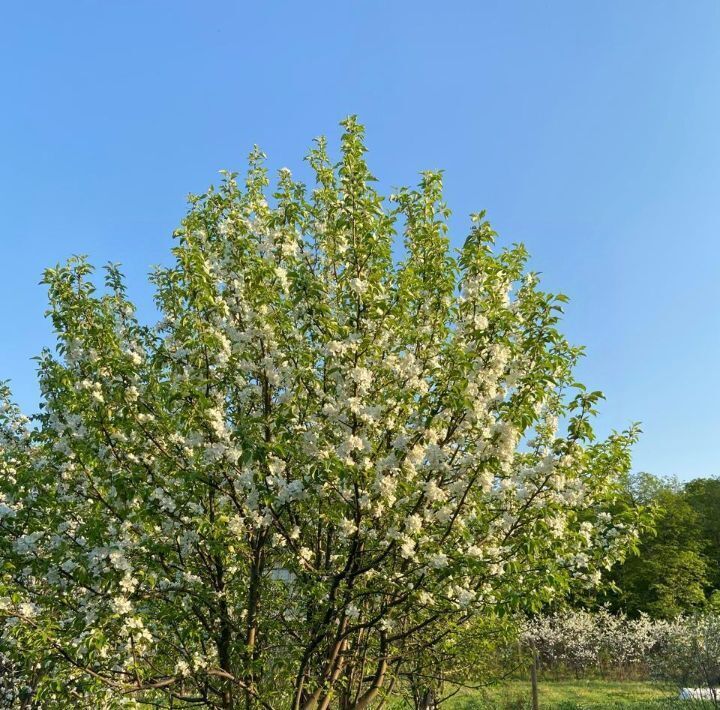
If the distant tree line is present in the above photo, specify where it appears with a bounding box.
[589,473,720,619]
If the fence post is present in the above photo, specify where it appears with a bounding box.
[531,646,539,710]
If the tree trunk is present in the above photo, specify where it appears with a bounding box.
[353,632,388,710]
[417,688,438,710]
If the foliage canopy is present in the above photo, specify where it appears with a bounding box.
[0,118,640,708]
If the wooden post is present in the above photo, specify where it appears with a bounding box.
[530,647,539,710]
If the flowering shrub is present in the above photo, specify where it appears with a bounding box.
[649,613,720,705]
[523,607,720,703]
[0,119,640,708]
[522,608,668,678]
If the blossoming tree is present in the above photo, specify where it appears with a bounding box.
[0,118,639,708]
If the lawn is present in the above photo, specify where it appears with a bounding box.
[439,679,711,709]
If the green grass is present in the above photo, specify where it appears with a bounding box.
[439,679,713,709]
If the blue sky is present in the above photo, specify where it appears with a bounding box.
[2,1,719,479]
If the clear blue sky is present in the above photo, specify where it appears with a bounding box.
[2,1,719,480]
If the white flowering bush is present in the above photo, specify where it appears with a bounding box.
[524,610,720,704]
[522,608,668,679]
[649,614,720,704]
[0,118,640,708]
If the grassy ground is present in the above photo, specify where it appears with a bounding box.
[439,679,714,709]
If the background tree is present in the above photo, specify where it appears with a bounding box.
[684,478,720,592]
[604,474,711,618]
[395,614,520,710]
[0,118,640,709]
